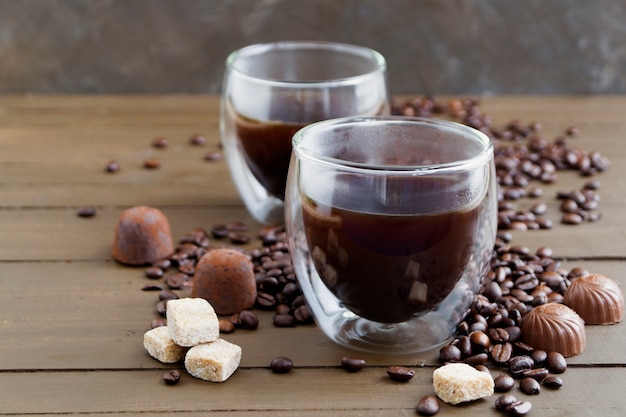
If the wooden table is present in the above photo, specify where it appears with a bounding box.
[1,95,625,416]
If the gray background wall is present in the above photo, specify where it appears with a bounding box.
[1,0,626,95]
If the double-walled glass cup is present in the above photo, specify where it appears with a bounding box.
[220,41,389,224]
[285,116,497,354]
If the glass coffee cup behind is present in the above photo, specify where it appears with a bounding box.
[220,41,389,224]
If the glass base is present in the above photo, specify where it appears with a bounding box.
[329,311,453,354]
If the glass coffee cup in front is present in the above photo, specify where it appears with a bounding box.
[220,41,389,225]
[285,116,497,354]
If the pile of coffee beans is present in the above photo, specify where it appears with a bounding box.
[141,222,313,332]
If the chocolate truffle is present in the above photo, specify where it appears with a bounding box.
[564,274,625,325]
[191,248,256,315]
[112,206,174,265]
[521,302,586,357]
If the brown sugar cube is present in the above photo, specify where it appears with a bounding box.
[166,298,220,347]
[433,363,494,405]
[184,339,242,382]
[143,326,187,363]
[191,248,256,315]
[112,206,174,265]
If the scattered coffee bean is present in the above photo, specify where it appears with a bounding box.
[142,284,164,291]
[341,356,366,372]
[507,400,532,416]
[152,137,168,148]
[386,365,415,382]
[158,289,179,301]
[521,367,549,382]
[189,133,206,146]
[494,374,515,392]
[219,319,235,334]
[151,317,166,328]
[495,393,518,410]
[105,159,120,173]
[203,150,222,161]
[163,369,181,385]
[439,344,462,363]
[273,313,296,327]
[520,377,541,395]
[416,395,440,416]
[143,158,160,169]
[543,375,563,389]
[236,310,259,330]
[76,206,96,218]
[270,356,293,374]
[145,266,164,279]
[546,351,567,374]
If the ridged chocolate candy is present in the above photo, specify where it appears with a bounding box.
[521,302,586,357]
[564,274,624,325]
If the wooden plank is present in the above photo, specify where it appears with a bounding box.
[1,368,624,416]
[0,202,625,262]
[1,259,625,371]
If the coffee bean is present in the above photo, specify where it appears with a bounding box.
[521,367,549,382]
[491,342,513,364]
[509,355,534,377]
[293,305,313,323]
[341,356,366,372]
[76,206,96,218]
[546,351,567,374]
[470,330,491,351]
[520,377,540,395]
[530,349,547,364]
[464,352,489,366]
[495,393,518,410]
[143,158,160,169]
[507,400,532,416]
[273,313,296,327]
[270,356,293,374]
[237,310,259,330]
[163,369,181,385]
[145,266,164,279]
[203,150,222,161]
[105,159,120,173]
[152,137,168,148]
[210,224,229,239]
[386,366,415,382]
[151,317,166,328]
[189,133,206,145]
[165,272,188,289]
[158,289,179,301]
[439,344,462,362]
[219,319,235,334]
[494,374,515,392]
[142,284,164,291]
[416,395,440,416]
[256,292,276,309]
[543,375,563,389]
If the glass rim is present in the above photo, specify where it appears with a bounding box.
[225,41,387,88]
[292,116,494,175]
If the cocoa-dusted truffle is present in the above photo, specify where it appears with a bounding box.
[564,274,625,325]
[112,206,174,265]
[521,302,586,357]
[191,248,256,315]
